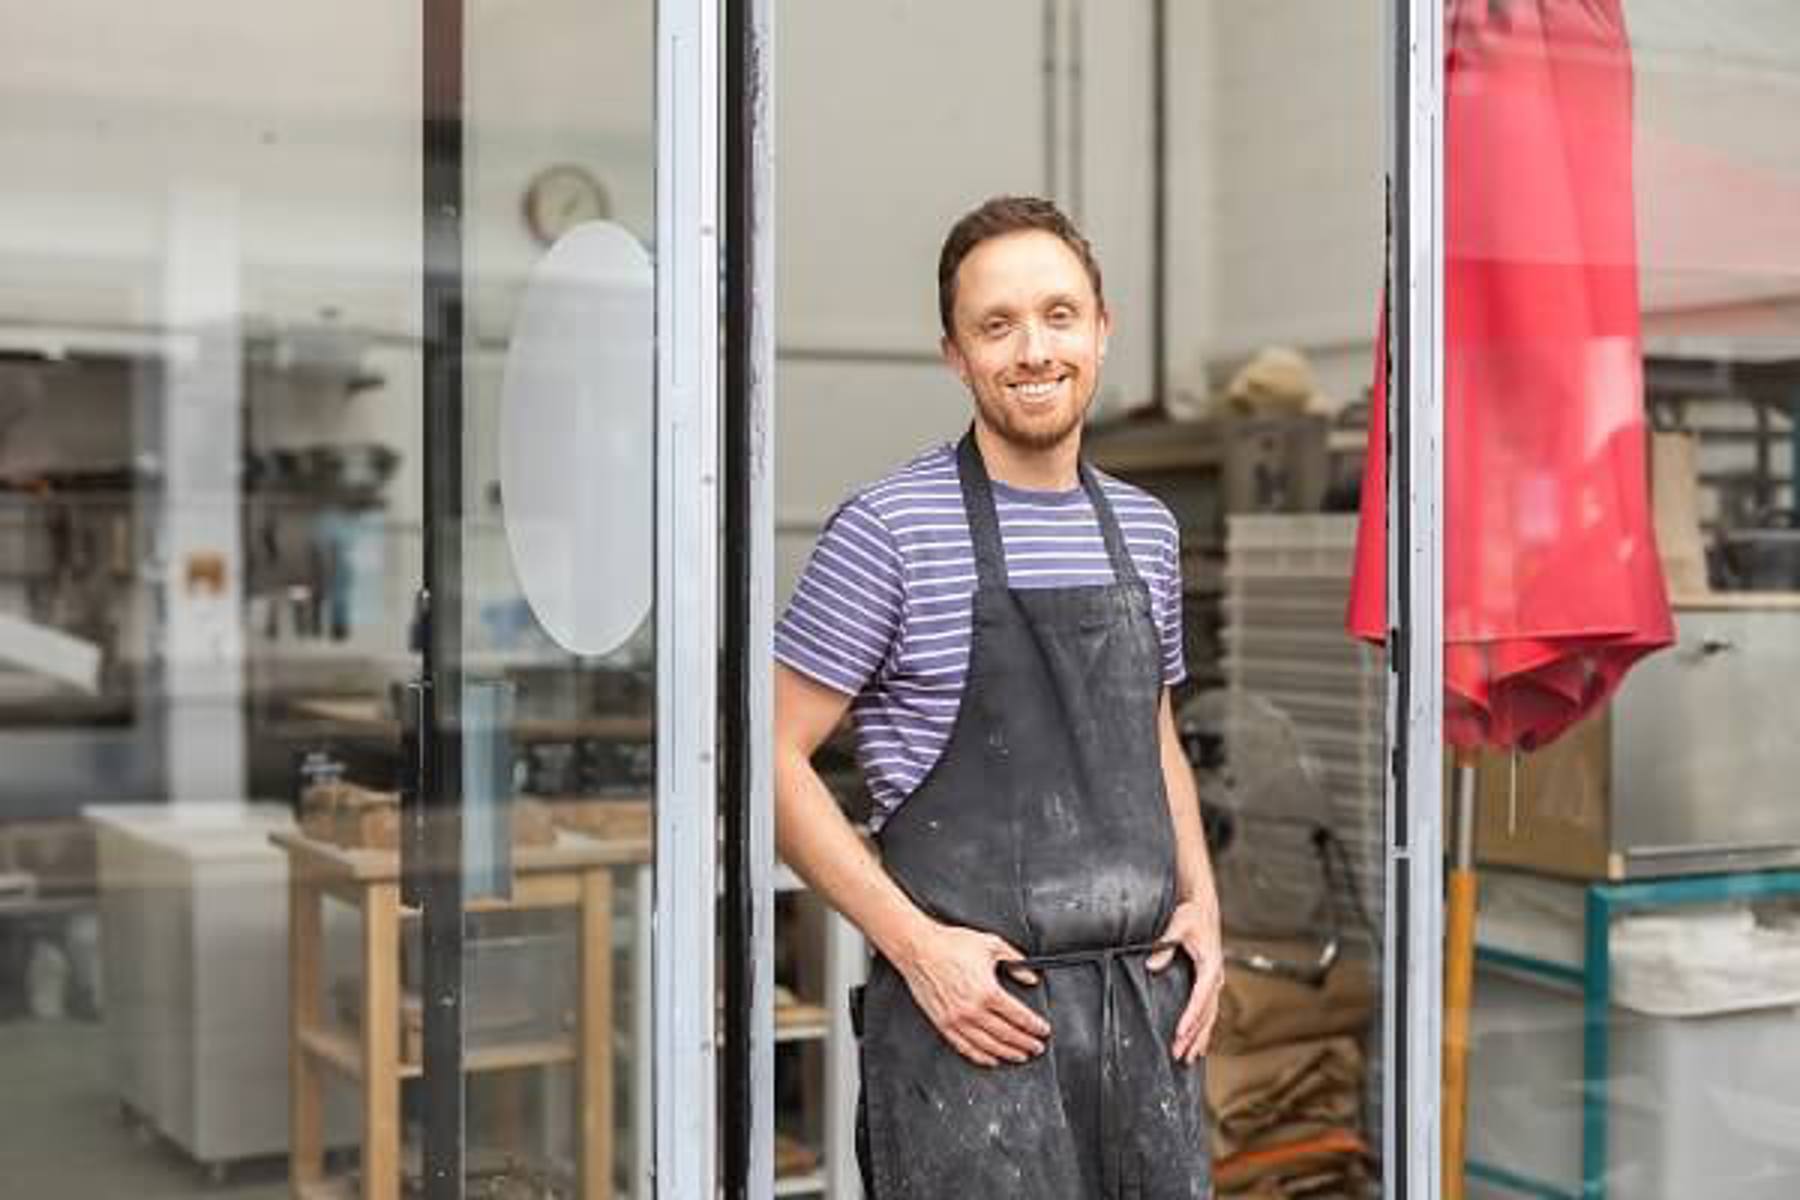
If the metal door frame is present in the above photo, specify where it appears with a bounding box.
[653,0,723,1197]
[411,1,776,1196]
[658,1,779,1198]
[1386,1,1447,1198]
[418,2,469,1192]
[723,0,779,1195]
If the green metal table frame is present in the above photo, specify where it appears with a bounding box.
[1464,867,1800,1200]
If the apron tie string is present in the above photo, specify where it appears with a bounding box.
[1011,939,1177,1200]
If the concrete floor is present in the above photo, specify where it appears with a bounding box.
[0,1017,288,1200]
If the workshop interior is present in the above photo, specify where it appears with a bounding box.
[4,2,1800,1198]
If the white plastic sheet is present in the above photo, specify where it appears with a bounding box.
[1478,872,1800,1017]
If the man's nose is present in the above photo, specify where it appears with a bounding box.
[1017,320,1052,367]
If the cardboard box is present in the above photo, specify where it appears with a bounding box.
[1466,708,1616,879]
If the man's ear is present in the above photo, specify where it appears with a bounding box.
[942,334,970,386]
[1098,308,1113,361]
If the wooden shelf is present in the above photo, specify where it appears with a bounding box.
[774,1170,827,1197]
[774,1002,831,1044]
[294,1180,356,1200]
[281,831,618,1200]
[460,1039,578,1075]
[299,1026,363,1079]
[775,1132,825,1193]
[301,1024,577,1081]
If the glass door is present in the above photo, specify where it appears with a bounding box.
[0,1,760,1198]
[406,1,731,1197]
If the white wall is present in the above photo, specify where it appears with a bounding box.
[0,0,1166,603]
[772,0,1163,596]
[1184,0,1386,402]
[6,1,1800,605]
[1166,0,1800,409]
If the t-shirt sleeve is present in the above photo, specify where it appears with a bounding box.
[1151,506,1187,687]
[775,495,904,697]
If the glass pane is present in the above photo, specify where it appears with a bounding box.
[1187,7,1389,1197]
[455,0,656,1196]
[0,2,656,1198]
[0,3,426,1196]
[773,3,1387,1196]
[1445,4,1800,1200]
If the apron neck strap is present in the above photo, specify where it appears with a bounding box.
[955,431,1009,593]
[1077,459,1143,589]
[954,428,1143,592]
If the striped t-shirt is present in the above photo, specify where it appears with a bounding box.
[777,442,1185,830]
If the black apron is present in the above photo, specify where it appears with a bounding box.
[854,433,1211,1199]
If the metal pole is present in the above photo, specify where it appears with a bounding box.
[1042,0,1060,200]
[656,0,722,1196]
[1069,0,1085,223]
[1151,0,1169,414]
[420,1,467,1195]
[1387,0,1446,1197]
[724,0,778,1194]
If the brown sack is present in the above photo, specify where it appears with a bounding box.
[1208,1036,1364,1158]
[1213,940,1376,1055]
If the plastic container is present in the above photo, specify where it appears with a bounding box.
[402,920,577,1050]
[1469,966,1800,1200]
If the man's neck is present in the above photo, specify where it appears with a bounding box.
[971,421,1082,492]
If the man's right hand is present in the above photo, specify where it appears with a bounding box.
[777,668,1048,1068]
[894,921,1050,1067]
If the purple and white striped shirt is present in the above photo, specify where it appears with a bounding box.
[777,443,1185,829]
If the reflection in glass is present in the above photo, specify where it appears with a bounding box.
[0,0,657,1195]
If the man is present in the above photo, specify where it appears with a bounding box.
[774,195,1221,1199]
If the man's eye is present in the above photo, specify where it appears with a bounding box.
[983,320,1011,337]
[1049,307,1076,324]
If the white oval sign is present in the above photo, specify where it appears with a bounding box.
[499,221,653,656]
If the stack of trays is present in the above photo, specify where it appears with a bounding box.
[1222,514,1385,936]
[1223,513,1389,1146]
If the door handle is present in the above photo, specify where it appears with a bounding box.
[399,676,431,909]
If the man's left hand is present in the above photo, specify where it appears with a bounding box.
[1147,899,1223,1064]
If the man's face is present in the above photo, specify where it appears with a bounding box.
[943,230,1110,453]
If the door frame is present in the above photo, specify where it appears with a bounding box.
[410,1,777,1197]
[1386,0,1447,1197]
[723,0,779,1195]
[417,0,471,1193]
[653,0,725,1197]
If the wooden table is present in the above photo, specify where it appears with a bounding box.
[285,696,654,744]
[272,828,650,1200]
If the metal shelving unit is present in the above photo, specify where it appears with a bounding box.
[774,861,865,1198]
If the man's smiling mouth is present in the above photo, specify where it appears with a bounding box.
[1009,377,1066,400]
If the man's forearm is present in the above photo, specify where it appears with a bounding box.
[1160,693,1220,912]
[775,744,934,968]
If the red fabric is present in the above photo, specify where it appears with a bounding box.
[1347,0,1672,751]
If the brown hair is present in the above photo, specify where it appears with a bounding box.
[936,195,1106,338]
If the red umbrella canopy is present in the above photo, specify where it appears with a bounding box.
[1348,0,1673,752]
